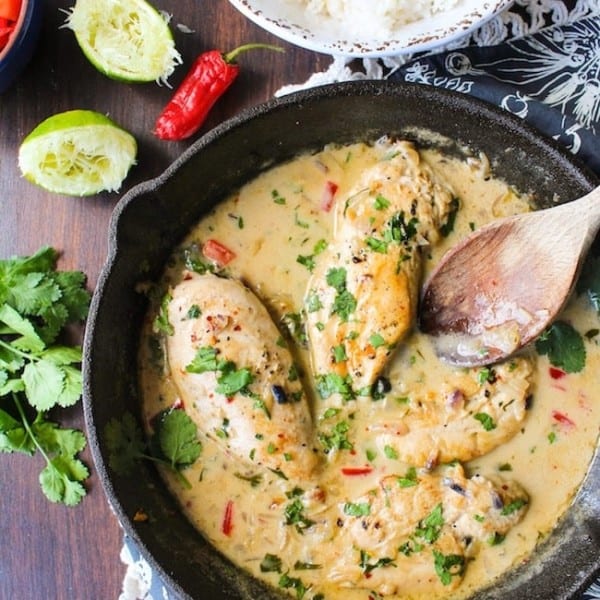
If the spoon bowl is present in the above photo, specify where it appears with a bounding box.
[420,185,600,366]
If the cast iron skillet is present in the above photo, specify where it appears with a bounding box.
[83,80,600,600]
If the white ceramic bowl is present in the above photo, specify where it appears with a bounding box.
[228,0,513,57]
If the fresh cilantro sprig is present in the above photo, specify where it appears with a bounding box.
[0,247,91,506]
[535,320,586,373]
[104,409,201,489]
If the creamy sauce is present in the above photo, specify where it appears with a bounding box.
[138,140,600,599]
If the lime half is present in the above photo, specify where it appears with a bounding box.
[18,110,137,196]
[63,0,182,84]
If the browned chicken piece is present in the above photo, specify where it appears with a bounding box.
[365,357,533,467]
[314,463,528,596]
[165,272,318,480]
[305,141,456,393]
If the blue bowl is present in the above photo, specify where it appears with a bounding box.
[0,0,43,94]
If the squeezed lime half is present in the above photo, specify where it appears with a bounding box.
[63,0,182,84]
[18,110,137,196]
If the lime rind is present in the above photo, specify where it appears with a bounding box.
[19,110,137,197]
[63,0,182,84]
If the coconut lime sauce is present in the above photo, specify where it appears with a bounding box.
[139,140,600,599]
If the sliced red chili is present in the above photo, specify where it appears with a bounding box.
[154,43,283,141]
[202,238,236,266]
[552,410,575,429]
[341,466,373,476]
[549,367,566,380]
[320,180,338,212]
[221,499,234,536]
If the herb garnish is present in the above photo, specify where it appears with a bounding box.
[433,549,465,585]
[535,320,586,373]
[0,247,91,505]
[104,409,201,489]
[325,267,357,322]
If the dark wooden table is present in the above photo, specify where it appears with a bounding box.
[0,1,329,597]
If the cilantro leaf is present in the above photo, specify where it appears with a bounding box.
[39,456,87,506]
[186,346,219,373]
[157,409,202,468]
[105,409,202,489]
[22,359,66,411]
[433,549,465,585]
[104,412,148,476]
[535,320,586,373]
[0,247,91,506]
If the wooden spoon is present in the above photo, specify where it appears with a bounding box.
[419,185,600,367]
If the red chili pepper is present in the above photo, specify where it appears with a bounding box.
[202,238,236,266]
[320,180,338,212]
[221,499,234,536]
[154,43,284,141]
[341,466,373,476]
[552,410,576,429]
[549,367,566,380]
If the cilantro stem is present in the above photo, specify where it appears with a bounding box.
[143,454,193,490]
[0,338,37,361]
[12,393,51,464]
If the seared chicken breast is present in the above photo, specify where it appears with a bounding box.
[166,272,318,480]
[305,141,456,392]
[315,463,528,596]
[366,357,533,467]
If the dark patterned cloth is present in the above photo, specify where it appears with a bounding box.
[391,14,600,176]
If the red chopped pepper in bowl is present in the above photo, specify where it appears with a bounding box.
[0,0,43,94]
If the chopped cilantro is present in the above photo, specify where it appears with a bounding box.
[153,292,174,335]
[384,445,398,460]
[260,553,282,573]
[186,304,201,319]
[318,420,353,453]
[332,344,347,363]
[500,497,528,516]
[359,550,396,574]
[315,373,355,401]
[439,197,460,237]
[343,502,371,516]
[185,346,219,373]
[373,194,391,210]
[278,573,308,599]
[272,189,286,204]
[474,412,496,431]
[433,549,465,585]
[397,466,418,488]
[284,488,315,533]
[415,503,444,543]
[234,471,263,487]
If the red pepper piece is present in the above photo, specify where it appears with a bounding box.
[320,180,338,212]
[549,366,566,379]
[202,238,236,267]
[154,43,283,141]
[221,499,234,536]
[552,410,575,429]
[341,466,373,476]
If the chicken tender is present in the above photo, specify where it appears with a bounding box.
[305,141,456,392]
[166,272,318,480]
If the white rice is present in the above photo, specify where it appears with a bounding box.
[298,0,462,38]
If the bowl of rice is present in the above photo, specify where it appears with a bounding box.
[228,0,513,57]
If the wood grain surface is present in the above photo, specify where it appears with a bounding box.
[0,1,329,597]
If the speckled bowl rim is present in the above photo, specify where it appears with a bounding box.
[228,0,514,57]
